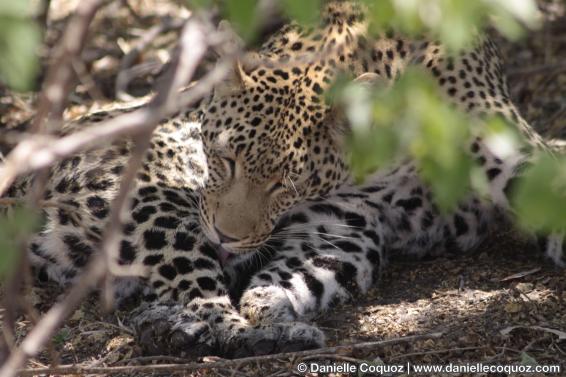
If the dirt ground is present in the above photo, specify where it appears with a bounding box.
[1,0,565,376]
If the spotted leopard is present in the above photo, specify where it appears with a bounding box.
[3,1,564,358]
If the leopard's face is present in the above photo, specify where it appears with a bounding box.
[198,61,349,253]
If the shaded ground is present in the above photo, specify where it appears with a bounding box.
[1,0,565,376]
[320,235,566,372]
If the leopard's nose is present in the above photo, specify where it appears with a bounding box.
[214,226,240,244]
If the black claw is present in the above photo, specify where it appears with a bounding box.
[170,329,191,349]
[231,346,253,359]
[139,327,160,355]
[251,339,278,355]
[155,320,171,337]
[279,339,320,353]
[135,319,215,358]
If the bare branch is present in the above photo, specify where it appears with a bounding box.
[116,16,186,101]
[2,0,109,348]
[0,16,213,377]
[15,332,443,376]
[0,0,108,201]
[31,0,109,134]
[0,19,231,197]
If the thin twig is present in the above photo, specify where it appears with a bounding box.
[299,353,370,363]
[30,0,109,134]
[113,355,193,365]
[11,0,111,250]
[120,0,144,23]
[36,0,52,30]
[71,58,108,102]
[0,47,231,198]
[114,61,163,100]
[0,17,212,377]
[388,346,486,361]
[1,1,109,365]
[100,131,152,309]
[16,332,443,376]
[116,16,186,101]
[0,133,147,377]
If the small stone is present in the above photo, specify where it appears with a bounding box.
[516,283,534,293]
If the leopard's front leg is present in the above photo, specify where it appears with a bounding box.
[132,229,324,358]
[238,207,385,327]
[133,294,325,358]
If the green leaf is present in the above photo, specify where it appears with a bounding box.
[513,154,566,233]
[520,352,539,366]
[0,241,18,280]
[361,0,538,51]
[186,0,213,9]
[282,0,321,25]
[0,206,41,279]
[489,0,540,38]
[224,0,258,42]
[0,16,40,91]
[52,327,71,347]
[419,151,472,212]
[0,0,32,17]
[346,68,474,210]
[348,126,399,183]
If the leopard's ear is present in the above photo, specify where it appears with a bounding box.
[213,21,260,98]
[213,55,260,98]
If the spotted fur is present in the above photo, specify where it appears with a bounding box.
[198,1,547,253]
[3,1,564,358]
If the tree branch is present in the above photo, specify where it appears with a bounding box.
[0,23,234,197]
[30,0,109,134]
[0,15,214,377]
[16,332,443,376]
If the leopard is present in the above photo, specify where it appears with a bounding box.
[2,0,564,359]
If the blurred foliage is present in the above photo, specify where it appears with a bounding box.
[340,69,475,211]
[209,0,565,229]
[0,0,563,276]
[281,0,321,26]
[513,153,566,233]
[224,0,258,41]
[360,0,540,51]
[0,0,40,91]
[520,352,539,367]
[52,327,72,347]
[0,206,40,279]
[189,0,323,42]
[194,0,540,48]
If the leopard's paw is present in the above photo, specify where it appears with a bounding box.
[132,302,216,358]
[240,285,298,324]
[225,321,325,358]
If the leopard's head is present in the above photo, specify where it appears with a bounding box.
[199,23,368,254]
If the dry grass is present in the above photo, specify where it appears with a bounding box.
[1,0,565,375]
